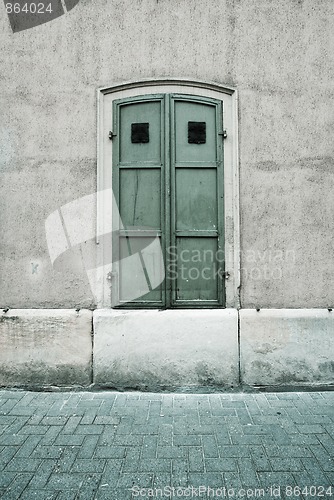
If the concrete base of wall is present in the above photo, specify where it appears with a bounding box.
[0,309,92,387]
[93,309,239,391]
[240,309,334,388]
[0,308,333,390]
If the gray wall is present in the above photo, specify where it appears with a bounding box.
[1,0,334,308]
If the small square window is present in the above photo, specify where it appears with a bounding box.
[188,121,206,144]
[131,122,149,143]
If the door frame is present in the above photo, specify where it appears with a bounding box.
[96,78,240,309]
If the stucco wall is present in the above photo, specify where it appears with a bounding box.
[1,0,334,308]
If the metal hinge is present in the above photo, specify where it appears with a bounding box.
[108,131,116,140]
[219,130,227,139]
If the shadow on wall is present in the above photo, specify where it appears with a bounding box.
[4,0,80,32]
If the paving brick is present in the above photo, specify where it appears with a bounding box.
[0,445,19,470]
[297,424,326,434]
[250,446,272,472]
[138,458,171,473]
[152,472,171,487]
[230,434,263,445]
[77,435,100,459]
[187,424,216,435]
[0,473,34,500]
[0,433,27,445]
[46,472,85,489]
[5,416,30,435]
[98,427,117,446]
[172,471,189,487]
[55,434,85,446]
[77,473,101,500]
[71,458,106,473]
[205,458,237,472]
[237,409,253,425]
[173,435,201,446]
[309,444,334,471]
[289,433,320,445]
[75,424,104,435]
[142,435,158,458]
[172,458,189,473]
[202,435,219,458]
[27,414,45,425]
[80,414,96,425]
[95,486,131,499]
[115,424,133,435]
[27,459,55,489]
[132,424,160,435]
[39,427,62,447]
[301,458,332,484]
[94,416,120,425]
[238,457,260,486]
[264,445,313,458]
[269,457,304,472]
[95,445,126,459]
[188,472,223,486]
[189,446,205,472]
[117,472,153,488]
[219,445,250,458]
[113,434,143,446]
[62,416,82,434]
[122,448,141,472]
[5,457,42,472]
[293,470,319,487]
[257,471,297,487]
[0,390,333,498]
[316,433,334,455]
[0,471,16,488]
[41,416,69,426]
[18,488,59,499]
[31,445,63,459]
[223,471,243,489]
[54,447,78,473]
[158,424,173,446]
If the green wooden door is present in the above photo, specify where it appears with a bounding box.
[112,94,225,308]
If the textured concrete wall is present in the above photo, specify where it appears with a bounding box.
[93,309,239,390]
[240,309,334,387]
[0,308,332,390]
[0,309,92,386]
[1,0,334,308]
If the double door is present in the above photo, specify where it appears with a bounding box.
[112,94,225,308]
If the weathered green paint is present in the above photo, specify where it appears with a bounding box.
[170,95,225,307]
[112,94,225,308]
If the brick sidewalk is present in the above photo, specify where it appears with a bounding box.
[0,390,333,499]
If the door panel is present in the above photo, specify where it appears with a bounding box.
[120,169,161,229]
[174,100,217,165]
[119,100,162,165]
[119,236,163,303]
[175,237,219,301]
[113,96,165,307]
[171,96,224,306]
[175,168,218,231]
